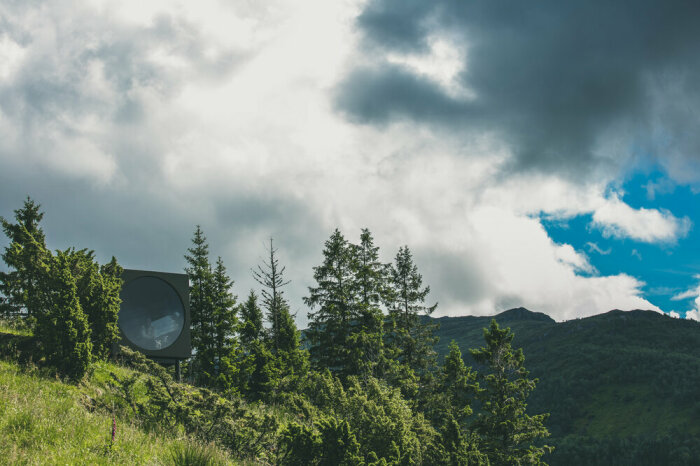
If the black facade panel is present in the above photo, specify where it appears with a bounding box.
[116,269,191,360]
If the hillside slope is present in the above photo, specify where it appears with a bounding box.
[431,308,700,464]
[0,328,232,465]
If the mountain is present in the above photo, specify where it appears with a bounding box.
[430,308,700,464]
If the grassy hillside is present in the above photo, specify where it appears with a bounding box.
[0,324,231,465]
[431,308,700,464]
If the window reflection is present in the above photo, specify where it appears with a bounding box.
[119,276,185,350]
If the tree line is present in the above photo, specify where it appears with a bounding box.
[0,197,552,465]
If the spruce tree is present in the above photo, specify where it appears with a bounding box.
[252,239,307,389]
[36,249,93,379]
[385,246,438,374]
[252,238,291,354]
[212,256,239,383]
[237,289,277,399]
[348,229,386,378]
[239,290,264,346]
[96,256,124,359]
[184,225,216,385]
[304,229,357,377]
[0,196,49,323]
[470,320,553,465]
[67,249,122,360]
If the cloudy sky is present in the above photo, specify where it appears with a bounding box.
[2,0,700,324]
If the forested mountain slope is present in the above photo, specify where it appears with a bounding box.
[431,308,700,464]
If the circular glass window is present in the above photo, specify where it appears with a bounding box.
[119,276,185,350]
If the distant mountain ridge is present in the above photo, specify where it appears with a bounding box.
[429,307,700,465]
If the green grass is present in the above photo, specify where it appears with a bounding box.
[0,342,234,465]
[0,319,32,337]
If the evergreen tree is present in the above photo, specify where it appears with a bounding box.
[96,256,124,358]
[0,196,49,323]
[353,229,386,308]
[251,237,307,392]
[253,238,290,354]
[304,229,357,377]
[237,289,277,399]
[470,320,553,465]
[426,340,486,465]
[184,226,216,385]
[428,340,478,426]
[212,256,239,386]
[239,290,264,346]
[385,246,438,374]
[347,229,386,378]
[274,299,308,378]
[36,249,93,379]
[67,249,122,360]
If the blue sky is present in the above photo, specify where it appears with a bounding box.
[2,1,700,324]
[543,167,699,318]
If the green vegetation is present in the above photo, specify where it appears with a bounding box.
[42,196,700,463]
[0,355,231,465]
[1,197,122,380]
[430,307,700,465]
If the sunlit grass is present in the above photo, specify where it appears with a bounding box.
[0,357,234,465]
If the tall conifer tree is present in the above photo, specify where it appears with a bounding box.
[253,238,290,353]
[239,290,264,346]
[66,249,122,360]
[470,320,552,465]
[304,229,356,377]
[184,225,216,384]
[253,239,307,382]
[348,229,386,377]
[212,256,239,379]
[385,246,438,374]
[36,249,93,379]
[0,196,49,323]
[237,289,276,399]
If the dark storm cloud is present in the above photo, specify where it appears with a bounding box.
[340,0,700,179]
[337,65,475,125]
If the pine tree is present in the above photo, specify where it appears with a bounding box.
[184,225,216,385]
[67,249,122,360]
[237,289,277,399]
[470,320,553,465]
[212,256,239,385]
[304,229,357,377]
[421,340,485,464]
[239,290,264,347]
[385,246,438,374]
[353,229,386,308]
[96,256,124,359]
[36,249,93,379]
[252,238,307,390]
[348,229,386,378]
[252,238,291,354]
[0,196,49,323]
[441,340,477,425]
[274,299,308,378]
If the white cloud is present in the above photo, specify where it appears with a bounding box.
[591,193,690,243]
[669,311,680,318]
[670,278,700,321]
[0,0,675,325]
[586,242,611,255]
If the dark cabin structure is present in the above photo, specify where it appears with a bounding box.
[116,269,191,377]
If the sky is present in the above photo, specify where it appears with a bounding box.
[1,0,700,325]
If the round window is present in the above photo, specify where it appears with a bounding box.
[118,276,185,350]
